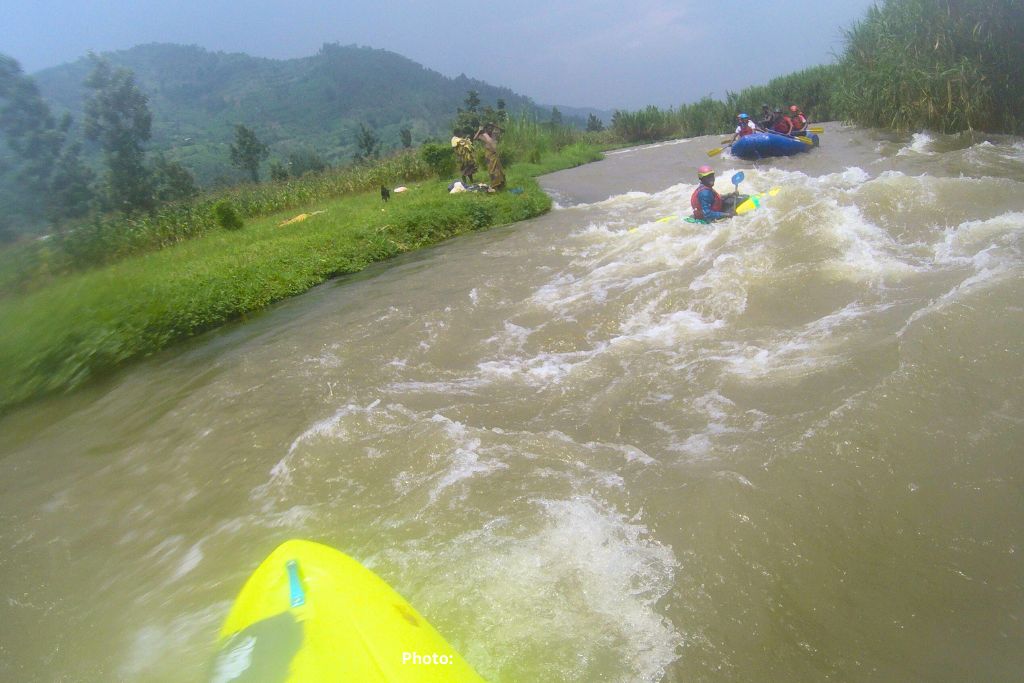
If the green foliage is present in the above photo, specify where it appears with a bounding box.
[400,127,412,148]
[151,153,198,202]
[453,89,509,137]
[353,124,380,163]
[586,113,604,132]
[419,142,454,178]
[0,54,76,224]
[229,124,269,182]
[269,161,289,182]
[47,142,95,222]
[836,0,1024,133]
[213,200,243,230]
[84,55,154,213]
[287,148,327,177]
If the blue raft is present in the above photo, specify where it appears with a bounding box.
[731,131,819,159]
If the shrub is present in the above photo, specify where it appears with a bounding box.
[213,201,243,230]
[419,143,454,178]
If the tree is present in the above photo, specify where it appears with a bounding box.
[586,113,605,132]
[47,142,95,222]
[400,127,412,148]
[229,124,269,182]
[550,107,563,126]
[287,148,327,176]
[84,55,155,213]
[0,54,78,223]
[353,123,380,162]
[269,161,289,182]
[453,90,507,137]
[151,154,198,202]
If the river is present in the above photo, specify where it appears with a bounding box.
[1,124,1022,682]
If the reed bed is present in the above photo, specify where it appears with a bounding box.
[610,65,840,143]
[837,0,1023,133]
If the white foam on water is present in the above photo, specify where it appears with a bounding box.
[822,203,922,284]
[615,307,725,349]
[817,166,871,189]
[387,495,683,682]
[934,211,1024,264]
[723,301,895,381]
[421,415,510,505]
[898,247,1017,337]
[897,131,936,156]
[477,344,608,386]
[251,400,385,507]
[665,391,770,459]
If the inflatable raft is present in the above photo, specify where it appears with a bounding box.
[731,131,819,159]
[209,540,487,683]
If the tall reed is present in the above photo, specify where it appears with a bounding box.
[836,0,1024,133]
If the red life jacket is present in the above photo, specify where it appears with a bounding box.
[774,116,793,134]
[792,113,807,131]
[691,185,723,220]
[736,120,756,137]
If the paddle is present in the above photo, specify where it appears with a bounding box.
[730,171,744,215]
[731,171,744,194]
[765,129,815,145]
[707,145,728,157]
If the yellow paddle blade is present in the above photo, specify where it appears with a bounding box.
[806,127,824,133]
[706,147,725,157]
[796,136,814,145]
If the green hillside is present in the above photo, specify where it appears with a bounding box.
[30,43,554,185]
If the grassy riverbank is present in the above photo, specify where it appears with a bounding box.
[0,147,597,413]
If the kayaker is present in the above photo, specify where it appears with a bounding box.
[691,165,733,222]
[789,105,808,134]
[731,113,757,143]
[773,108,794,135]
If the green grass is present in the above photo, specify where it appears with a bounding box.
[0,150,581,413]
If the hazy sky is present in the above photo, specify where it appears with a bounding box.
[1,0,877,110]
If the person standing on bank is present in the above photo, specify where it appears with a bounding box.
[451,135,477,186]
[473,124,506,191]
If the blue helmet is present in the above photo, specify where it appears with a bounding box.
[738,113,749,119]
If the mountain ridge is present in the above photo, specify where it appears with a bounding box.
[29,42,610,184]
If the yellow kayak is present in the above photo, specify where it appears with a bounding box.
[735,186,781,215]
[209,539,487,683]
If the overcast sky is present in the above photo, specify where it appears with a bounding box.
[1,0,877,110]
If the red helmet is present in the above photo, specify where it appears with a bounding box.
[789,105,799,113]
[697,165,714,178]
